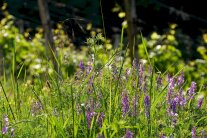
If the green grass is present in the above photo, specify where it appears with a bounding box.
[0,35,207,138]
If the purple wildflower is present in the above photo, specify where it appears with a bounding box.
[143,80,147,94]
[179,94,186,106]
[160,134,166,138]
[156,73,162,90]
[111,64,118,76]
[138,63,144,87]
[86,61,93,75]
[167,74,171,82]
[122,93,130,116]
[31,101,42,116]
[177,72,184,86]
[188,82,196,99]
[79,60,85,71]
[97,112,104,127]
[148,65,152,75]
[169,78,175,89]
[132,58,138,69]
[201,130,207,138]
[86,111,95,129]
[2,126,8,135]
[144,95,150,119]
[132,95,138,116]
[172,118,177,126]
[98,133,104,138]
[171,98,177,114]
[2,114,9,134]
[198,98,204,108]
[192,127,196,138]
[125,68,131,80]
[167,77,175,104]
[88,75,94,93]
[125,129,133,138]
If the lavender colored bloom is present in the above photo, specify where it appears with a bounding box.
[144,95,150,119]
[177,73,184,86]
[97,112,104,127]
[143,81,147,94]
[132,58,138,69]
[86,61,93,75]
[171,99,177,114]
[138,63,144,86]
[201,130,207,138]
[198,98,204,108]
[86,111,95,128]
[2,126,8,135]
[88,75,94,93]
[132,95,138,116]
[98,133,104,138]
[179,94,186,106]
[111,64,118,76]
[125,68,131,80]
[156,73,162,90]
[79,60,85,71]
[4,116,9,126]
[188,82,196,99]
[167,74,171,82]
[160,134,166,138]
[192,127,196,138]
[148,65,152,74]
[125,129,133,138]
[167,77,175,104]
[31,101,42,116]
[122,94,130,116]
[172,118,177,126]
[2,114,9,134]
[169,78,175,89]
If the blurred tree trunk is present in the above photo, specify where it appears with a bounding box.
[38,0,58,72]
[124,0,138,63]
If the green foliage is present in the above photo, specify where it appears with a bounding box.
[0,13,46,76]
[1,33,207,137]
[137,24,207,84]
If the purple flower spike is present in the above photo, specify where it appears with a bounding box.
[156,73,162,90]
[171,99,177,114]
[122,93,130,116]
[2,126,8,135]
[138,63,144,86]
[125,129,133,138]
[144,95,150,119]
[167,77,175,104]
[201,130,207,138]
[98,133,104,138]
[97,112,104,127]
[86,111,95,129]
[160,134,166,138]
[198,98,204,108]
[177,72,184,86]
[125,68,131,80]
[179,94,186,106]
[133,95,138,116]
[188,82,196,99]
[2,114,9,134]
[132,58,138,69]
[79,60,85,71]
[192,127,196,138]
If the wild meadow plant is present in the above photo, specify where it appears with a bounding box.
[0,35,207,137]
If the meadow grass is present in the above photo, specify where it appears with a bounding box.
[0,35,207,138]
